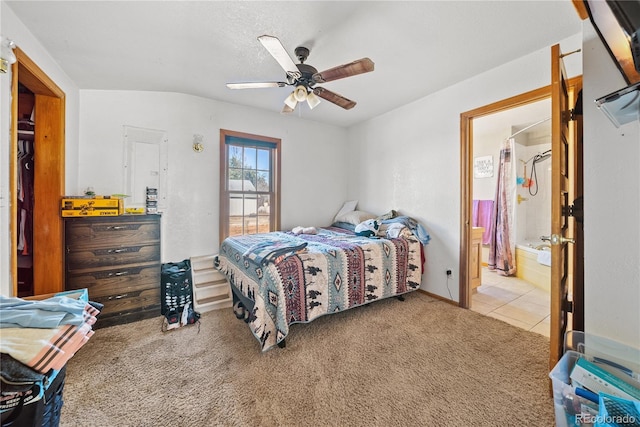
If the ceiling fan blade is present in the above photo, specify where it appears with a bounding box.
[226,82,287,89]
[313,87,356,110]
[258,35,300,79]
[312,58,374,84]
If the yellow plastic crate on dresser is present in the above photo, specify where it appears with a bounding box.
[190,254,232,313]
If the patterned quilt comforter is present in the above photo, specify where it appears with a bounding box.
[215,226,423,351]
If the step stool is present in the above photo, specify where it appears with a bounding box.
[190,254,233,313]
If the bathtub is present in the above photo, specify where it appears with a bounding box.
[515,241,551,291]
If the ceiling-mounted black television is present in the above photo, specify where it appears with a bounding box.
[585,0,640,84]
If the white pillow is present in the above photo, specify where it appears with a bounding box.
[335,210,376,226]
[333,200,358,223]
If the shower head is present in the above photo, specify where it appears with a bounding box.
[533,150,551,164]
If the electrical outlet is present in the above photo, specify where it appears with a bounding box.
[446,269,452,277]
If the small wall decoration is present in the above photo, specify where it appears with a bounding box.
[474,155,493,178]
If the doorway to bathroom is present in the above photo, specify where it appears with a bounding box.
[470,98,553,337]
[459,44,584,368]
[459,50,584,371]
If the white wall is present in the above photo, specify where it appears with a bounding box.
[516,140,552,243]
[346,33,582,301]
[582,22,640,349]
[0,3,80,296]
[79,90,349,262]
[473,127,507,201]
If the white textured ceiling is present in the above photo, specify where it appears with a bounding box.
[6,1,582,128]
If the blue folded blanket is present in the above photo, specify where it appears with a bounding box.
[242,232,308,266]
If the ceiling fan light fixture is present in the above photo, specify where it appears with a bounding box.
[284,92,298,109]
[306,91,321,109]
[293,85,308,102]
[282,104,295,114]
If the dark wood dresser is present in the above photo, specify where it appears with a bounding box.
[64,215,161,328]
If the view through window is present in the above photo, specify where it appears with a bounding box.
[220,129,280,240]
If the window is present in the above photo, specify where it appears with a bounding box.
[220,129,280,241]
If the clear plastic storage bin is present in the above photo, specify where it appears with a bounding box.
[550,350,598,427]
[549,331,640,427]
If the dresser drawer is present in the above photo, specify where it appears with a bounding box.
[66,263,160,298]
[66,244,160,271]
[65,217,160,249]
[93,287,160,318]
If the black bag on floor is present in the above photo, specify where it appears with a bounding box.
[161,259,193,315]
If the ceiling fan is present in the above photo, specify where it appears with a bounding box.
[226,35,374,113]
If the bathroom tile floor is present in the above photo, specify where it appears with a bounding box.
[471,267,550,338]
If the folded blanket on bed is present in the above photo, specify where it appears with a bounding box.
[241,232,308,265]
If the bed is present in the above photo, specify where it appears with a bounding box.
[215,218,428,351]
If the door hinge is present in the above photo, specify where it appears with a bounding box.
[563,299,574,313]
[562,196,583,224]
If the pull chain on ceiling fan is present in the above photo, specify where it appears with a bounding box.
[226,35,374,113]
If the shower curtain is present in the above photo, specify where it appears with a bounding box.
[488,138,516,276]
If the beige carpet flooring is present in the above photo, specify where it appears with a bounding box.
[60,292,555,426]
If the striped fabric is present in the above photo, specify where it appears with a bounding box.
[0,297,100,373]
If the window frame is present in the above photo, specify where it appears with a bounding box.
[219,129,281,242]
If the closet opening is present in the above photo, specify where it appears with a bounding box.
[10,47,66,297]
[16,83,35,297]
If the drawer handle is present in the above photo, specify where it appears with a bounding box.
[108,271,129,277]
[109,294,129,300]
[107,248,126,254]
[107,226,126,230]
